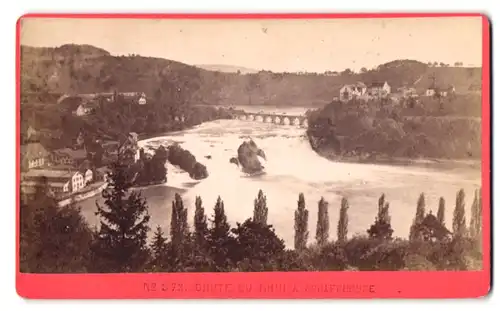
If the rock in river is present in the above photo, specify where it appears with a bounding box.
[231,139,267,175]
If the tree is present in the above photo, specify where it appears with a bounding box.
[150,226,168,270]
[231,219,286,270]
[453,189,467,238]
[367,194,393,240]
[469,189,482,240]
[337,197,349,243]
[315,197,330,247]
[294,193,309,251]
[413,211,452,242]
[20,183,93,273]
[341,68,353,75]
[360,67,368,73]
[193,196,208,248]
[91,161,151,272]
[207,196,234,270]
[253,190,269,226]
[437,197,446,225]
[409,193,426,240]
[170,193,189,257]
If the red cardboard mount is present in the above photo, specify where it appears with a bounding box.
[15,13,491,299]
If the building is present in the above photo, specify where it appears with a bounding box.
[51,148,88,166]
[21,169,85,195]
[425,88,436,97]
[24,125,38,140]
[425,86,451,97]
[397,87,418,98]
[138,93,147,105]
[339,82,367,101]
[74,102,95,116]
[80,168,94,185]
[366,81,391,97]
[21,142,51,170]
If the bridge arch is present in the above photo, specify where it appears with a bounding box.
[274,116,281,124]
[265,116,272,123]
[247,114,255,121]
[256,115,264,122]
[283,117,290,125]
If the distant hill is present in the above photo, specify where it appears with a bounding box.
[20,45,482,107]
[195,64,259,74]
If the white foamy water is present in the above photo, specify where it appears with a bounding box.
[78,116,481,249]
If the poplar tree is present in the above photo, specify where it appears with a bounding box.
[378,194,386,216]
[469,189,482,239]
[91,161,151,272]
[316,197,330,247]
[453,189,467,238]
[294,193,309,251]
[337,197,349,243]
[194,196,208,248]
[409,193,426,240]
[170,193,189,257]
[367,194,393,240]
[437,197,446,225]
[253,190,269,226]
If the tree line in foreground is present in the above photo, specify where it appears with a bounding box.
[20,161,483,273]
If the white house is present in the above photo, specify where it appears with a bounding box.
[81,168,94,185]
[425,88,436,96]
[21,169,85,194]
[21,142,50,170]
[75,103,94,116]
[367,81,391,97]
[339,82,367,101]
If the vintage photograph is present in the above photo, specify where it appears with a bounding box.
[19,16,484,274]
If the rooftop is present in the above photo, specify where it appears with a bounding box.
[22,168,79,180]
[20,142,50,161]
[21,180,68,187]
[53,148,87,159]
[368,82,386,88]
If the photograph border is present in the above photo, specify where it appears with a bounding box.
[15,12,491,299]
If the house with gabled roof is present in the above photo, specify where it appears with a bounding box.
[339,82,367,101]
[21,168,85,195]
[366,81,391,97]
[51,148,88,167]
[21,142,51,171]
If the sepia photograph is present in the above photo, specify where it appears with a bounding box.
[18,16,485,275]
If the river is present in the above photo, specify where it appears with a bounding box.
[77,106,482,248]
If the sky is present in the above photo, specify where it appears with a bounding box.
[19,16,483,73]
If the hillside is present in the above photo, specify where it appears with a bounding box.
[20,45,482,107]
[195,64,259,74]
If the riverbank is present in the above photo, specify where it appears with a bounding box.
[57,181,108,207]
[315,149,482,171]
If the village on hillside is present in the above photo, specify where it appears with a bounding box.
[337,79,457,103]
[20,118,142,204]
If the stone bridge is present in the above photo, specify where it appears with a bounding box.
[231,112,308,127]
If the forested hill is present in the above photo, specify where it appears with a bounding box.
[21,44,482,107]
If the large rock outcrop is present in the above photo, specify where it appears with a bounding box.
[232,139,267,174]
[167,144,209,180]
